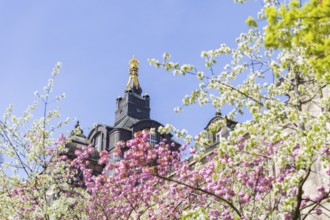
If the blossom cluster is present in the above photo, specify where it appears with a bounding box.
[73,129,330,219]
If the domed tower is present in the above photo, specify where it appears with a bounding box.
[87,56,178,154]
[114,56,150,128]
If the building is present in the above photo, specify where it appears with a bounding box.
[66,57,178,171]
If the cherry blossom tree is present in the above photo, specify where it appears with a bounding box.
[0,64,88,219]
[75,0,330,219]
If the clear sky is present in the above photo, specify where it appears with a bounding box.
[0,1,260,139]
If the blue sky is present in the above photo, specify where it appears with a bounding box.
[0,0,260,138]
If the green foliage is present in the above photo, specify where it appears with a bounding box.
[245,16,257,28]
[264,0,330,81]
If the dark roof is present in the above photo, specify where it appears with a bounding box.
[87,124,114,140]
[115,115,140,129]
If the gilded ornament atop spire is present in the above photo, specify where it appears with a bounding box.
[129,56,139,68]
[126,56,141,93]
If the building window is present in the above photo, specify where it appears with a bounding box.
[215,131,221,143]
[95,134,103,152]
[215,127,231,143]
[222,127,230,139]
[148,133,157,146]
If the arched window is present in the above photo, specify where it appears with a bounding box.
[94,133,103,152]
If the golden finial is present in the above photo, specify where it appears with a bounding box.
[129,56,139,69]
[127,56,140,90]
